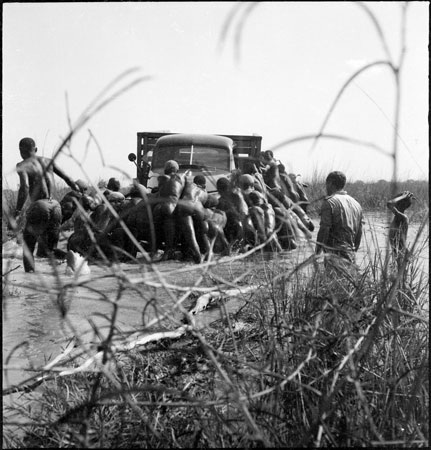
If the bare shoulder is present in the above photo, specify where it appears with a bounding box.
[37,156,54,169]
[16,156,53,175]
[16,158,34,172]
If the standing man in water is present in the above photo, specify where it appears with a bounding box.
[387,191,415,262]
[316,171,363,263]
[14,137,79,272]
[152,160,186,260]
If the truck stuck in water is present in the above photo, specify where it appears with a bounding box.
[128,132,262,192]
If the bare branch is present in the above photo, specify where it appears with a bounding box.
[309,60,395,153]
[217,1,260,63]
[356,2,394,63]
[85,129,106,167]
[271,132,391,157]
[217,2,245,54]
[46,71,152,172]
[234,2,260,63]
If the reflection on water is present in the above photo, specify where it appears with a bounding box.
[2,212,428,390]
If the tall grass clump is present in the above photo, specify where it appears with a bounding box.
[3,222,428,447]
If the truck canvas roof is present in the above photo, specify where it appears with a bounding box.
[156,133,234,148]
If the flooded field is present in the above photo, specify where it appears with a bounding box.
[2,212,428,392]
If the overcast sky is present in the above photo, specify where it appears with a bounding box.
[2,1,429,190]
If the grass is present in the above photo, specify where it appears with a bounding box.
[2,152,429,449]
[2,218,428,447]
[2,3,429,445]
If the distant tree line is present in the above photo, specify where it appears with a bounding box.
[3,178,428,239]
[306,178,429,219]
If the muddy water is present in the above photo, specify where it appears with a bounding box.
[358,212,429,270]
[2,212,428,391]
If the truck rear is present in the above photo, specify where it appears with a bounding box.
[129,132,262,193]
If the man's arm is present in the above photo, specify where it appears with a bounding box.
[387,202,409,224]
[53,163,78,191]
[354,216,363,252]
[315,201,332,254]
[387,200,401,219]
[267,164,282,190]
[15,168,29,215]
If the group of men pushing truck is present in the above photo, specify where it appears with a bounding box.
[66,150,316,265]
[13,136,414,272]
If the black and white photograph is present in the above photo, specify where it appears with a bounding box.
[3,2,429,447]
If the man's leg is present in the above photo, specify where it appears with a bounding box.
[36,237,49,257]
[162,216,177,260]
[158,203,178,260]
[22,228,38,272]
[46,201,66,259]
[23,200,51,271]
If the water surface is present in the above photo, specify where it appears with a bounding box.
[3,212,428,390]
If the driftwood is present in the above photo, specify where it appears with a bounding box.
[3,284,261,396]
[2,265,21,277]
[188,284,260,315]
[3,338,77,396]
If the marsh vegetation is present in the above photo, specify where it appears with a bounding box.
[3,2,428,448]
[3,207,428,448]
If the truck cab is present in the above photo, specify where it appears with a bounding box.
[129,132,262,193]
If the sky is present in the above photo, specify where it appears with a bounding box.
[2,1,429,191]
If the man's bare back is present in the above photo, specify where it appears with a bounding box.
[15,137,78,272]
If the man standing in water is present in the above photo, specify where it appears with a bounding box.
[316,171,363,263]
[152,160,186,261]
[14,137,79,272]
[387,191,415,262]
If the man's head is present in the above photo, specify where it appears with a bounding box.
[325,171,346,195]
[19,137,37,159]
[61,201,76,222]
[239,174,255,193]
[243,162,257,175]
[126,180,148,198]
[75,179,88,193]
[81,194,96,211]
[249,190,264,206]
[263,150,274,162]
[164,160,179,175]
[216,177,231,194]
[107,191,125,209]
[107,177,120,192]
[392,191,414,212]
[193,175,206,190]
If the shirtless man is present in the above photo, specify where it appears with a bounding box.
[103,177,121,198]
[60,179,95,225]
[14,137,79,272]
[152,160,186,260]
[216,177,253,250]
[242,162,267,197]
[387,191,415,261]
[177,176,209,263]
[67,191,126,261]
[248,190,282,252]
